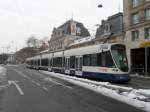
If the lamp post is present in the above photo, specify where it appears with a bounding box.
[98,4,103,8]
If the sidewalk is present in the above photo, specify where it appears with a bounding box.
[124,74,150,89]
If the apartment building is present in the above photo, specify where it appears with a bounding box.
[123,0,150,74]
[49,20,90,52]
[95,13,124,44]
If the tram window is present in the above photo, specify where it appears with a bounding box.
[31,61,32,65]
[58,57,62,67]
[83,54,91,66]
[75,58,78,69]
[97,53,102,66]
[42,59,48,66]
[91,54,97,66]
[45,59,48,66]
[53,58,56,67]
[50,59,52,66]
[41,59,44,66]
[35,60,38,65]
[80,58,82,71]
[53,57,62,67]
[65,58,67,69]
[102,51,115,67]
[37,60,39,65]
[62,57,65,67]
[70,56,75,68]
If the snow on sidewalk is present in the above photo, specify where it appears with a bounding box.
[0,66,7,76]
[0,66,7,89]
[41,71,150,112]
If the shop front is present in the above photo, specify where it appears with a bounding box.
[130,41,150,75]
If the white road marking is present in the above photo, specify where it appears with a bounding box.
[0,84,9,89]
[44,78,72,89]
[8,80,24,95]
[11,68,72,92]
[31,80,35,83]
[35,82,41,87]
[42,86,48,91]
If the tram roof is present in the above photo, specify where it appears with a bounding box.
[64,43,113,56]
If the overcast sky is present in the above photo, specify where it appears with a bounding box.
[0,0,122,53]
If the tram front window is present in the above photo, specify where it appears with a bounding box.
[111,45,129,72]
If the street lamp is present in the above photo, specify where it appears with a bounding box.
[98,4,103,8]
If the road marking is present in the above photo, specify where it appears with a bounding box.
[42,86,48,91]
[0,84,9,89]
[44,78,72,89]
[11,68,32,81]
[35,82,41,87]
[8,80,24,95]
[11,68,72,92]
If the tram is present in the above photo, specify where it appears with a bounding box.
[26,43,130,83]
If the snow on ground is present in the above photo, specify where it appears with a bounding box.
[41,71,150,112]
[5,64,19,67]
[0,66,7,89]
[0,66,6,76]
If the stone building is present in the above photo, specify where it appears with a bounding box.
[123,0,150,74]
[49,20,90,52]
[68,13,125,50]
[95,12,124,44]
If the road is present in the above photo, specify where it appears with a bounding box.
[0,65,146,112]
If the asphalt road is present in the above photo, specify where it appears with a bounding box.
[0,65,146,112]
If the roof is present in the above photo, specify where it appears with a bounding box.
[69,36,94,46]
[39,49,49,54]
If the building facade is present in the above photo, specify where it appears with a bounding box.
[67,13,125,52]
[49,20,90,52]
[95,13,124,44]
[123,0,150,74]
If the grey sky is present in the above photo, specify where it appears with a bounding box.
[0,0,122,53]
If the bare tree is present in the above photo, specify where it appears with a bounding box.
[26,35,40,48]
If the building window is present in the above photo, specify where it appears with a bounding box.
[60,41,62,48]
[76,27,81,35]
[145,8,150,20]
[132,30,139,41]
[132,13,140,24]
[104,24,110,34]
[132,0,143,7]
[145,27,150,39]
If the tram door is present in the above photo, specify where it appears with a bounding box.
[75,57,83,76]
[65,57,70,74]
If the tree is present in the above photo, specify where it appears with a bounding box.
[26,35,41,48]
[15,47,38,63]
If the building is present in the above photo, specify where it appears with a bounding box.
[95,12,124,44]
[7,53,15,64]
[123,0,150,74]
[49,19,90,52]
[67,13,125,51]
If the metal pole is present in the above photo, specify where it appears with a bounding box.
[145,47,148,75]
